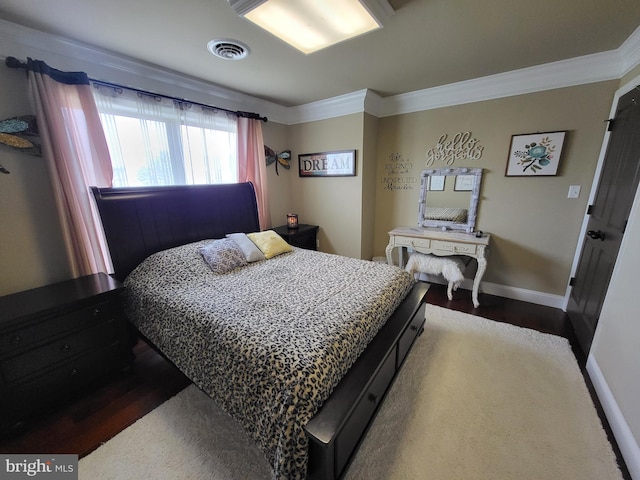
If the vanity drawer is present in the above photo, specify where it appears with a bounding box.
[431,240,477,255]
[395,236,431,249]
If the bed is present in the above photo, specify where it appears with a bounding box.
[91,182,429,480]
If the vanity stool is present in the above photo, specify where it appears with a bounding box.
[405,252,467,301]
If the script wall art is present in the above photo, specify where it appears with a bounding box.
[380,152,418,191]
[425,132,484,167]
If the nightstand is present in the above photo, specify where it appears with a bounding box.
[273,224,319,250]
[0,273,134,432]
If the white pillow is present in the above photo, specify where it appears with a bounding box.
[226,232,266,262]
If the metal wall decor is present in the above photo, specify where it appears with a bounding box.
[0,115,42,174]
[426,132,484,167]
[265,146,291,175]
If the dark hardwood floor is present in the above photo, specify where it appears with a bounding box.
[0,337,191,457]
[0,282,631,479]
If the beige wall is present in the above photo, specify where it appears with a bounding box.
[0,67,71,296]
[261,120,290,229]
[0,74,619,297]
[620,64,640,87]
[373,82,618,295]
[288,114,365,258]
[360,113,379,261]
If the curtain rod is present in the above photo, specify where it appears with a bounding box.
[5,56,268,122]
[90,79,268,122]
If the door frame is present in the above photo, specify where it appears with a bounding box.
[563,73,640,310]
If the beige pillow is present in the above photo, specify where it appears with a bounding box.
[247,230,292,259]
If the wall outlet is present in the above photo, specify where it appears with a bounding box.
[568,185,581,198]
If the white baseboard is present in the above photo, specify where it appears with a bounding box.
[418,275,565,308]
[480,281,565,308]
[587,355,640,480]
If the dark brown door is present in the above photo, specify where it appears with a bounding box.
[567,86,640,355]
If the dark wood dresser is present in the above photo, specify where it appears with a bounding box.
[0,273,133,432]
[273,224,319,250]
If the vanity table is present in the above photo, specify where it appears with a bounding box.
[386,227,490,307]
[387,166,489,306]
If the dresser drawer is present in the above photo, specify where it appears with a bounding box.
[289,230,317,250]
[431,240,477,255]
[1,300,116,354]
[6,342,126,418]
[2,319,120,383]
[394,236,431,249]
[397,305,426,368]
[335,351,396,476]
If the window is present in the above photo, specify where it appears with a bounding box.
[92,84,238,187]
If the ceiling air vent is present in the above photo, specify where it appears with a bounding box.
[207,39,250,60]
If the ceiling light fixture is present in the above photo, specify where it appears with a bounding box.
[228,0,394,54]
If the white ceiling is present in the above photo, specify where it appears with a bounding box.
[1,0,640,107]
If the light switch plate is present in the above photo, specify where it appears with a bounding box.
[568,185,581,198]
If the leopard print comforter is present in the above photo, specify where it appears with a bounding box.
[124,242,414,479]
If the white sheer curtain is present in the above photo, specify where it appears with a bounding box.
[93,85,238,187]
[23,59,113,277]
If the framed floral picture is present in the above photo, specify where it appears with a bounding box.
[505,131,566,176]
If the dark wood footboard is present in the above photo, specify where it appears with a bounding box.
[305,281,429,480]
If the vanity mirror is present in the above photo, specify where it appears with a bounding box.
[418,167,483,233]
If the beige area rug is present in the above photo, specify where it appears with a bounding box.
[79,304,622,480]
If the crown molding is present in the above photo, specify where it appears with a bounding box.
[0,18,289,124]
[377,50,624,117]
[285,28,640,122]
[619,25,640,75]
[2,18,639,125]
[287,89,371,124]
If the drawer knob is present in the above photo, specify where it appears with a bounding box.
[61,343,71,353]
[410,324,419,332]
[367,392,378,403]
[93,308,101,316]
[70,368,79,376]
[10,335,22,345]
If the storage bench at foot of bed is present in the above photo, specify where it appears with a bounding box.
[304,282,429,480]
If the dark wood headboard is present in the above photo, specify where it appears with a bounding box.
[91,182,260,281]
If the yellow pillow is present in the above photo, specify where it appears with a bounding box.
[247,230,292,259]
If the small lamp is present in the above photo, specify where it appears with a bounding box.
[287,213,299,228]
